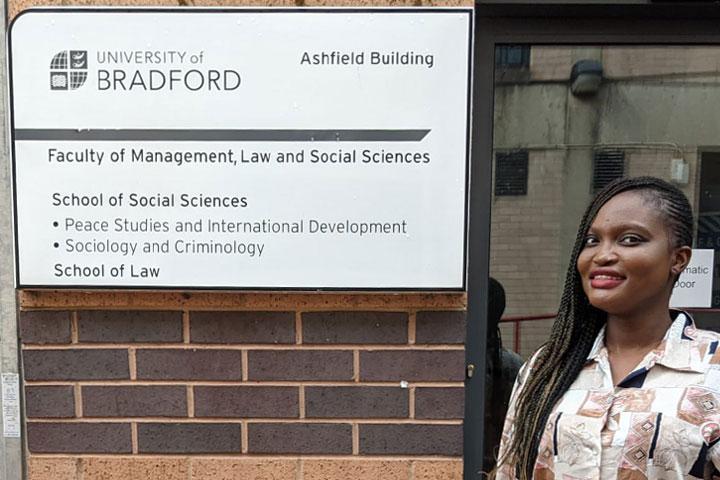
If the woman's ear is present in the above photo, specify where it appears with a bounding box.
[671,246,692,276]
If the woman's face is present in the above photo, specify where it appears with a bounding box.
[576,190,690,317]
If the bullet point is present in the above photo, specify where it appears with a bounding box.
[53,242,59,248]
[52,221,58,227]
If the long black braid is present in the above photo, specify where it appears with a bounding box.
[496,176,694,479]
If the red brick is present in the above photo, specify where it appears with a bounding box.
[83,386,187,417]
[305,386,408,418]
[78,310,182,343]
[360,350,464,382]
[189,458,296,480]
[248,350,352,381]
[248,423,352,454]
[302,312,408,344]
[27,422,131,453]
[28,457,79,480]
[136,349,242,381]
[414,460,463,480]
[191,311,295,344]
[138,423,241,453]
[415,311,466,344]
[359,424,462,455]
[19,311,71,344]
[23,349,129,380]
[415,388,464,419]
[25,386,75,418]
[195,386,298,418]
[81,458,189,480]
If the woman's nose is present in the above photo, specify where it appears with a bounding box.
[593,244,618,264]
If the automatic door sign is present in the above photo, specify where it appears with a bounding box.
[670,249,714,308]
[10,9,472,289]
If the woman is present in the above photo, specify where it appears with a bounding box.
[495,176,720,479]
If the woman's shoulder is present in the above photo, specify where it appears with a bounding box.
[685,324,720,344]
[514,347,545,385]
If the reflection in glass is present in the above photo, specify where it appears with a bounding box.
[487,45,720,471]
[490,45,720,357]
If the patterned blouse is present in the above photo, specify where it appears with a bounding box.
[497,312,720,479]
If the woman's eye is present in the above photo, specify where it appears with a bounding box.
[583,236,598,246]
[619,235,643,245]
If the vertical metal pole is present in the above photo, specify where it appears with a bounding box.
[0,0,22,478]
[464,11,494,480]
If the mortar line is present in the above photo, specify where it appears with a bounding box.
[352,423,360,455]
[242,350,249,382]
[409,386,416,419]
[22,344,465,351]
[26,418,463,425]
[353,350,360,383]
[187,386,194,418]
[299,385,306,419]
[408,311,417,345]
[75,384,83,418]
[241,420,249,454]
[183,310,191,344]
[131,423,138,454]
[25,380,464,387]
[27,453,463,460]
[128,347,137,380]
[295,311,303,344]
[71,311,79,343]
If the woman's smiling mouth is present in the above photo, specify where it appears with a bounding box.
[589,270,626,289]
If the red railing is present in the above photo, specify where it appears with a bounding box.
[499,314,556,353]
[499,308,720,354]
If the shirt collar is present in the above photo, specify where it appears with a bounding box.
[586,311,705,373]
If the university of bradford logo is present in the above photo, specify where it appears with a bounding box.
[50,50,88,90]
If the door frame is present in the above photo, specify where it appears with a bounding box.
[465,4,720,478]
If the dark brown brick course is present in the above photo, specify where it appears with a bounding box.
[19,311,71,344]
[248,350,353,381]
[415,311,466,344]
[78,310,182,343]
[302,312,408,344]
[248,423,352,454]
[138,423,241,453]
[27,422,131,453]
[360,350,465,382]
[415,387,464,419]
[136,349,242,381]
[195,386,298,418]
[83,386,187,417]
[25,386,75,418]
[23,349,129,381]
[305,386,408,418]
[359,424,462,455]
[191,311,295,344]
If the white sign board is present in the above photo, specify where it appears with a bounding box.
[10,9,472,290]
[670,249,714,308]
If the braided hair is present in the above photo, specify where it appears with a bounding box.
[496,176,693,479]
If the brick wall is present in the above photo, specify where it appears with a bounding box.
[603,47,720,79]
[20,292,466,480]
[522,46,720,82]
[626,149,698,205]
[489,150,564,318]
[9,0,472,478]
